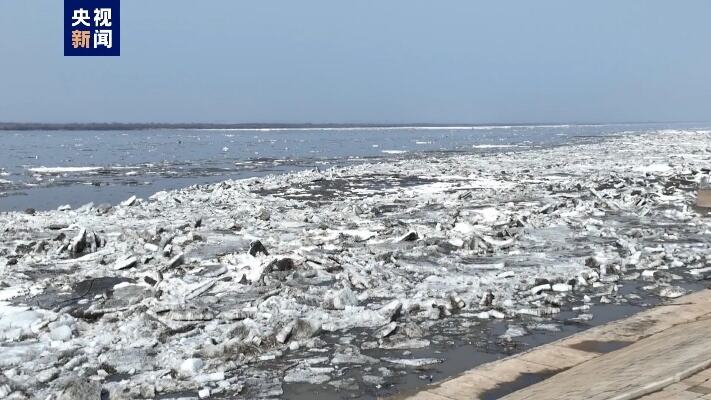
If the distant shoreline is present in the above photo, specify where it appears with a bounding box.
[0,121,698,131]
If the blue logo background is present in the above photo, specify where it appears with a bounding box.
[64,0,120,56]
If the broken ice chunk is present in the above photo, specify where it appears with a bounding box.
[144,243,159,252]
[397,231,419,242]
[284,365,333,384]
[180,358,204,377]
[375,322,398,339]
[659,286,686,298]
[552,283,572,292]
[479,290,495,307]
[167,253,185,269]
[249,240,269,257]
[114,256,138,271]
[70,228,87,255]
[381,358,443,367]
[379,300,402,322]
[500,324,527,339]
[276,319,322,344]
[49,325,73,342]
[530,284,551,295]
[324,287,359,310]
[58,377,102,400]
[121,195,137,207]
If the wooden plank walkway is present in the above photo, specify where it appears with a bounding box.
[396,290,711,400]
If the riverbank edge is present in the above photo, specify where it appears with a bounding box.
[393,288,711,400]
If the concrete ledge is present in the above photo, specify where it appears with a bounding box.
[393,289,711,400]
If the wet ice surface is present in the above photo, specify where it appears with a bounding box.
[0,123,700,212]
[1,129,711,399]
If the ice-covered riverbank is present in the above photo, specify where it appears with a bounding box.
[1,130,710,399]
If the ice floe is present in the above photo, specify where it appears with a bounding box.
[0,129,710,398]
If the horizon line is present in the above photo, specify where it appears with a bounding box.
[0,120,709,132]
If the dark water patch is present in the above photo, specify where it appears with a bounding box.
[72,276,134,298]
[479,370,558,400]
[18,276,134,311]
[691,204,711,216]
[284,383,361,400]
[255,174,438,202]
[104,372,134,383]
[569,340,633,354]
[305,283,673,400]
[155,390,199,399]
[687,385,711,395]
[21,264,75,280]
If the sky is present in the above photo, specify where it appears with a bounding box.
[0,0,710,124]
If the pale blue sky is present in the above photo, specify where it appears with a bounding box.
[1,0,710,124]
